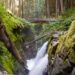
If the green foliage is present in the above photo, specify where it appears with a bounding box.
[48,21,75,66]
[33,18,74,45]
[2,57,15,74]
[0,6,35,42]
[0,6,23,42]
[0,6,21,72]
[58,15,62,19]
[23,0,45,18]
[0,6,35,74]
[55,21,75,63]
[0,0,5,7]
[0,43,14,74]
[65,7,75,18]
[41,18,74,35]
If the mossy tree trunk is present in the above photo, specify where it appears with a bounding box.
[0,17,26,69]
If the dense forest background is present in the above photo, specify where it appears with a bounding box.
[0,0,75,75]
[3,0,75,18]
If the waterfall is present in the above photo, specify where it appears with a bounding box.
[27,41,48,75]
[29,54,48,75]
[27,41,48,71]
[34,41,48,62]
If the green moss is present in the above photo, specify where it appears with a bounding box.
[57,21,75,62]
[67,21,75,37]
[55,34,67,54]
[0,6,35,74]
[0,6,34,42]
[69,48,75,63]
[47,43,54,58]
[65,21,75,63]
[65,58,69,63]
[48,20,75,63]
[2,58,14,74]
[0,45,15,74]
[47,36,53,57]
[65,7,75,18]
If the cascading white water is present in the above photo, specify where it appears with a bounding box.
[35,41,48,62]
[29,54,48,75]
[27,41,48,70]
[27,41,48,75]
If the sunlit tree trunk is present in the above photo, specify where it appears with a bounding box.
[12,0,15,14]
[9,0,12,11]
[18,0,23,17]
[19,0,21,17]
[56,0,58,19]
[60,0,64,15]
[5,0,8,8]
[22,0,23,18]
[46,0,50,18]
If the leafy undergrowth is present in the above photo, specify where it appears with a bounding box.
[0,6,34,74]
[34,18,75,45]
[65,7,75,18]
[0,6,34,42]
[0,42,15,74]
[41,18,75,35]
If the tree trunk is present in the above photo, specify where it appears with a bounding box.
[46,0,50,18]
[0,26,24,65]
[56,0,58,19]
[26,18,57,22]
[5,0,8,8]
[70,0,73,8]
[22,0,23,18]
[9,0,12,11]
[60,0,64,15]
[0,18,25,68]
[18,0,23,17]
[12,0,16,14]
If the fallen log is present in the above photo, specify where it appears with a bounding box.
[26,18,58,23]
[24,24,67,46]
[0,17,27,71]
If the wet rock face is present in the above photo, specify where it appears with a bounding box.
[48,55,75,75]
[23,43,37,60]
[48,21,75,75]
[71,68,75,75]
[0,71,9,75]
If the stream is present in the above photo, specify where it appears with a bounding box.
[27,41,48,75]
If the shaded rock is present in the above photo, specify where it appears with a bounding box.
[48,55,74,75]
[52,34,59,39]
[53,41,58,47]
[0,65,5,71]
[51,55,64,75]
[0,72,3,75]
[52,31,63,40]
[56,31,63,35]
[71,68,75,75]
[0,71,9,75]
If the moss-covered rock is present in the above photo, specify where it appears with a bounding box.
[48,21,75,75]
